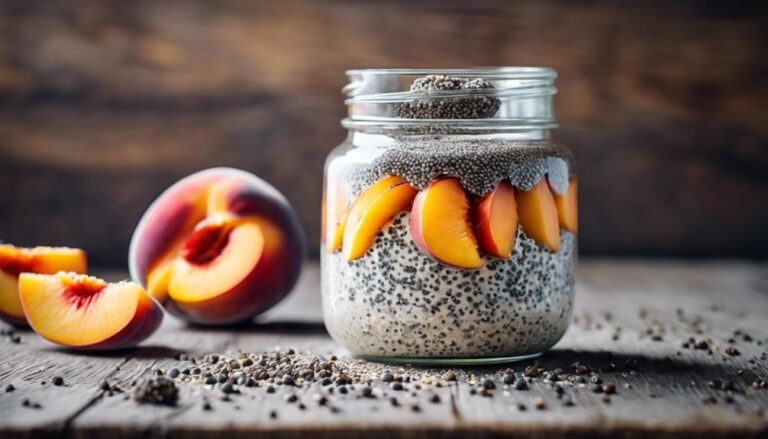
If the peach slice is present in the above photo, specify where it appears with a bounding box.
[322,180,348,253]
[475,181,519,258]
[130,168,305,325]
[343,176,417,260]
[517,179,561,251]
[19,272,162,350]
[410,177,482,269]
[554,178,578,233]
[0,245,87,326]
[342,176,416,261]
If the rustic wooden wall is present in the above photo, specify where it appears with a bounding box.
[0,0,766,266]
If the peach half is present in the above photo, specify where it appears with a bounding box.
[343,176,417,260]
[0,245,87,326]
[410,177,482,269]
[475,181,519,259]
[19,272,162,350]
[516,179,561,251]
[554,178,578,233]
[129,168,305,325]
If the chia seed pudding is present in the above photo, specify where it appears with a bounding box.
[322,68,576,363]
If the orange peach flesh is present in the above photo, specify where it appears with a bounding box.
[343,177,417,260]
[517,179,561,251]
[475,182,519,258]
[554,178,578,233]
[168,219,266,303]
[19,273,146,348]
[165,217,287,324]
[410,178,482,269]
[0,246,87,324]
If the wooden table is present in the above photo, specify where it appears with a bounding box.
[1,260,767,438]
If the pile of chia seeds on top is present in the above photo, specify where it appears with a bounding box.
[393,75,501,120]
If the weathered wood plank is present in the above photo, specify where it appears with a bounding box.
[1,261,767,438]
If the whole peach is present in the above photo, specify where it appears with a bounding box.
[129,168,305,325]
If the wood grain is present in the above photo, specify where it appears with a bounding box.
[0,261,767,438]
[0,1,766,264]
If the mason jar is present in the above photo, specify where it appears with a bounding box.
[321,68,577,364]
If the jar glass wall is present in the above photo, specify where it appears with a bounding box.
[321,68,577,364]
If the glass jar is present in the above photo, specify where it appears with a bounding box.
[321,68,577,364]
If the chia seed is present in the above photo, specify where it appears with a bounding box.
[133,377,178,406]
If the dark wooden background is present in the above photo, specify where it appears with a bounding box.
[1,0,766,267]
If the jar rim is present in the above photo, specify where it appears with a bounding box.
[345,67,557,79]
[343,67,558,131]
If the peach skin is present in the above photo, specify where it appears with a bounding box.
[475,181,519,259]
[129,168,306,325]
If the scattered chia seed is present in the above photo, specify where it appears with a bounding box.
[513,379,529,391]
[168,368,180,379]
[52,376,64,386]
[220,383,236,394]
[503,373,516,385]
[481,378,496,390]
[5,384,15,392]
[133,377,178,406]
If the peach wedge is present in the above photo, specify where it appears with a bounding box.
[516,179,561,251]
[343,176,417,260]
[410,177,482,269]
[0,245,87,326]
[475,181,519,258]
[19,272,162,350]
[554,178,578,233]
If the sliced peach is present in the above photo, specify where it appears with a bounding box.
[554,178,578,233]
[342,176,417,260]
[19,272,162,350]
[129,168,305,325]
[410,177,482,268]
[322,180,348,253]
[516,179,560,251]
[328,220,346,253]
[475,181,519,258]
[0,245,87,326]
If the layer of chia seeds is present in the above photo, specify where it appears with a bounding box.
[322,211,575,358]
[335,138,574,199]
